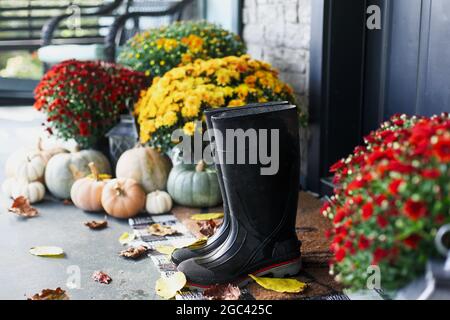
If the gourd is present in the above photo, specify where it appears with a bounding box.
[14,154,46,182]
[70,163,111,212]
[45,150,111,199]
[146,191,173,215]
[2,178,45,204]
[101,178,146,219]
[167,160,222,208]
[116,146,172,194]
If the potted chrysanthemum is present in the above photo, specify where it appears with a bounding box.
[34,60,148,149]
[118,21,246,78]
[322,113,450,295]
[134,55,306,154]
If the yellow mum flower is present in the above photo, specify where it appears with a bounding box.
[229,99,245,107]
[183,121,197,136]
[216,69,231,86]
[163,111,178,127]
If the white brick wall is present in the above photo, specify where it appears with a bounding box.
[243,0,311,100]
[243,0,312,182]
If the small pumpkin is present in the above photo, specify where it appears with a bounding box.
[70,162,111,212]
[167,160,222,208]
[116,146,172,194]
[101,178,146,219]
[146,191,173,215]
[35,138,69,165]
[4,178,46,204]
[4,139,68,178]
[14,154,46,182]
[45,150,111,199]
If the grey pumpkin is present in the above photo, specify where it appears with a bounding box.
[167,160,222,208]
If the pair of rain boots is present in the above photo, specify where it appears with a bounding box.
[172,102,302,289]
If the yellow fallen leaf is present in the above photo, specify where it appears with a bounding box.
[155,272,187,300]
[191,213,224,221]
[185,237,208,249]
[155,245,176,256]
[29,246,64,257]
[119,232,135,245]
[249,275,307,293]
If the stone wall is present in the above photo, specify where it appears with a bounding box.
[242,0,312,183]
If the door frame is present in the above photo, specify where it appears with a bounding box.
[307,0,368,195]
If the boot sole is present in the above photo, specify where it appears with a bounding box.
[186,257,302,291]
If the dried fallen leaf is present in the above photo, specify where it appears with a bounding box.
[92,271,112,284]
[85,220,108,230]
[155,245,176,256]
[148,223,179,237]
[8,197,38,218]
[191,213,224,221]
[204,284,241,300]
[198,219,222,238]
[120,245,149,259]
[155,272,186,300]
[29,246,64,257]
[62,199,73,206]
[249,275,307,293]
[28,288,69,300]
[119,232,136,245]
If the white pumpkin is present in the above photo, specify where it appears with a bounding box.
[15,154,46,182]
[116,146,172,194]
[146,191,173,215]
[7,179,46,204]
[5,139,68,178]
[1,178,15,198]
[5,149,29,178]
[45,150,111,199]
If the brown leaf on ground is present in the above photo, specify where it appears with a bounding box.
[62,199,73,206]
[120,245,149,259]
[84,220,108,230]
[148,223,179,237]
[198,220,222,238]
[28,287,69,300]
[92,271,112,284]
[204,284,241,300]
[8,197,38,218]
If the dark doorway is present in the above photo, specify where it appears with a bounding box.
[308,0,450,195]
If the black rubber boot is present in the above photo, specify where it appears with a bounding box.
[178,104,301,288]
[171,101,290,265]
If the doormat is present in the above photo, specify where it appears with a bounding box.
[128,192,383,300]
[128,214,255,300]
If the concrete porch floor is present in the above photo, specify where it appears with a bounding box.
[0,107,160,300]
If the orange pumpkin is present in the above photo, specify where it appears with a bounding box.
[101,178,146,219]
[70,163,111,212]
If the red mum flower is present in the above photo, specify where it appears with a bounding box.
[403,199,428,221]
[358,235,370,250]
[330,160,345,173]
[377,216,389,229]
[335,248,346,263]
[388,179,404,195]
[404,234,421,249]
[421,169,441,179]
[362,203,374,221]
[372,248,389,265]
[433,136,450,163]
[79,122,90,137]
